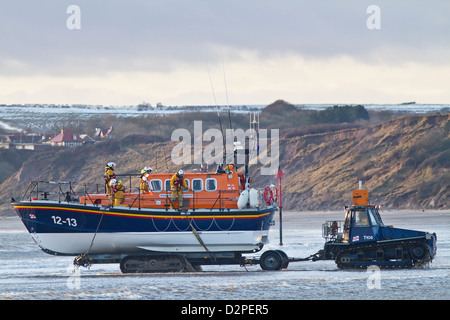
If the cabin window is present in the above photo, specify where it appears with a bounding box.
[374,208,384,226]
[353,209,369,227]
[192,179,203,192]
[205,178,217,191]
[367,207,379,226]
[150,179,163,192]
[344,210,352,231]
[165,179,171,192]
[183,179,189,192]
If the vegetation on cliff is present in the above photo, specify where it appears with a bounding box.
[0,102,448,215]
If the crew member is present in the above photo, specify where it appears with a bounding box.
[170,169,188,210]
[140,166,153,194]
[330,221,339,236]
[224,162,236,173]
[104,162,116,194]
[109,178,124,206]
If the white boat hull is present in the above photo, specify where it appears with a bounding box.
[30,230,270,255]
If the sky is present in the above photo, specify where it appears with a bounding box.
[0,0,449,106]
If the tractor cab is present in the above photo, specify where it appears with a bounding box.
[323,188,383,244]
[342,204,384,244]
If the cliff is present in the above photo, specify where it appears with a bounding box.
[0,111,448,215]
[257,112,449,210]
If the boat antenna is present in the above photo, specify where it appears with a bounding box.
[154,115,160,172]
[206,61,227,167]
[206,62,218,109]
[248,112,260,162]
[222,57,233,131]
[222,57,235,167]
[157,115,169,171]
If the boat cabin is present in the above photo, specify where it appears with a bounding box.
[79,170,247,210]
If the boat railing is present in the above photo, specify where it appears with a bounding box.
[120,188,275,211]
[322,220,344,241]
[21,180,105,203]
[21,180,278,210]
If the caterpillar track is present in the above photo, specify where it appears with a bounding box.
[120,255,189,273]
[334,239,434,269]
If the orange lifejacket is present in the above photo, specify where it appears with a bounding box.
[170,174,187,191]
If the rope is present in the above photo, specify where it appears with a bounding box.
[190,214,215,231]
[172,215,191,231]
[213,214,235,231]
[189,217,216,262]
[151,214,172,232]
[74,207,107,267]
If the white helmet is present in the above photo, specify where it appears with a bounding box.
[144,166,153,173]
[109,179,117,186]
[178,169,184,175]
[107,162,116,168]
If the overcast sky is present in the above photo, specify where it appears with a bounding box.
[1,1,449,106]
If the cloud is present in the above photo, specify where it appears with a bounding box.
[0,1,449,105]
[2,52,449,106]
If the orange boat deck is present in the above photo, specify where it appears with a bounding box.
[80,171,246,210]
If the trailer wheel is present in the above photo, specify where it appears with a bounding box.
[260,250,283,271]
[276,250,289,269]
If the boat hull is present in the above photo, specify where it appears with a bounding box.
[13,201,276,256]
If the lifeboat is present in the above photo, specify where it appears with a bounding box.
[12,169,278,271]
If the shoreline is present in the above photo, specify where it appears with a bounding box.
[281,208,450,215]
[2,208,447,231]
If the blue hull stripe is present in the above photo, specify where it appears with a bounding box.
[14,202,276,234]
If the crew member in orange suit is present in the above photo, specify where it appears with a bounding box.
[170,169,188,210]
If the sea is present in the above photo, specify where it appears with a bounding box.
[0,210,448,302]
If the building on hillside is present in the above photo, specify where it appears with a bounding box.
[3,133,43,144]
[79,134,96,144]
[94,125,113,139]
[48,129,84,147]
[0,141,52,150]
[0,133,52,150]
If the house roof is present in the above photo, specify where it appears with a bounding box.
[94,126,113,138]
[49,129,83,143]
[6,134,43,143]
[79,134,95,141]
